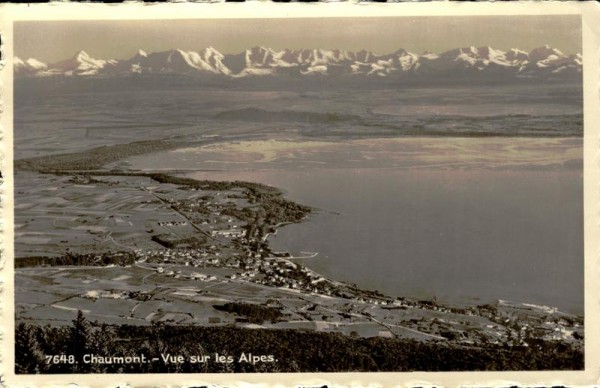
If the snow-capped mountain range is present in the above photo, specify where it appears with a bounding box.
[14,45,581,81]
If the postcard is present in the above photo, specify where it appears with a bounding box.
[1,2,599,386]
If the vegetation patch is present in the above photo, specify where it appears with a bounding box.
[16,314,584,374]
[212,302,283,324]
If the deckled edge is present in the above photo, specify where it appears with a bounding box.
[0,2,599,388]
[0,3,8,388]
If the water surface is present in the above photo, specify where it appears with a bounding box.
[190,168,582,313]
[126,137,583,314]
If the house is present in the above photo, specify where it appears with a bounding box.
[211,229,245,238]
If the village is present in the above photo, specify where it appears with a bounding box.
[135,246,337,296]
[14,171,584,349]
[16,238,584,348]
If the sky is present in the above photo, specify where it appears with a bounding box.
[15,15,581,63]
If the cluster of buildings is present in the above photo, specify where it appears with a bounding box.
[157,221,187,227]
[211,229,245,238]
[133,247,225,265]
[247,259,339,295]
[87,243,582,347]
[132,244,343,297]
[170,196,246,226]
[160,195,249,241]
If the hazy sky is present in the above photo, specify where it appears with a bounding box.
[15,15,581,63]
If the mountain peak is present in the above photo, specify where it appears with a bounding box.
[248,46,270,53]
[477,46,495,54]
[14,45,582,81]
[200,46,224,57]
[392,48,409,55]
[529,45,565,62]
[461,46,478,55]
[25,58,47,69]
[506,48,529,62]
[75,50,91,61]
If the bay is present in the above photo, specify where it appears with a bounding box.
[183,167,583,314]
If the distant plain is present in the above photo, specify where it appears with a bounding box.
[15,83,583,314]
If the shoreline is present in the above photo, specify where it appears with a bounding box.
[12,163,584,373]
[12,138,584,361]
[13,136,584,316]
[14,167,581,318]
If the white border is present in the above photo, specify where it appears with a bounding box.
[1,2,599,387]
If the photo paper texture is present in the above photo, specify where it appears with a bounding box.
[3,3,600,386]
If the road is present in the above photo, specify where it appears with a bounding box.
[138,183,222,243]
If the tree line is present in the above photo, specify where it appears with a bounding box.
[15,252,136,268]
[212,302,283,324]
[16,312,583,374]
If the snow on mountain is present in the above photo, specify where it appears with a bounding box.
[520,45,581,76]
[139,49,217,74]
[304,49,348,67]
[418,46,511,73]
[14,45,582,81]
[528,44,564,63]
[46,50,116,76]
[110,49,150,74]
[233,67,276,78]
[352,49,375,64]
[25,58,48,70]
[366,49,419,76]
[107,48,228,76]
[300,65,328,76]
[416,46,480,73]
[14,57,48,75]
[244,47,293,70]
[199,46,231,75]
[505,48,529,63]
[475,46,512,67]
[245,47,282,68]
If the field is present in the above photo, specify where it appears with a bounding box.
[14,152,584,347]
[14,172,248,257]
[16,255,583,346]
[12,84,584,373]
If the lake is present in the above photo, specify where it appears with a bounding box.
[125,137,584,314]
[14,84,583,314]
